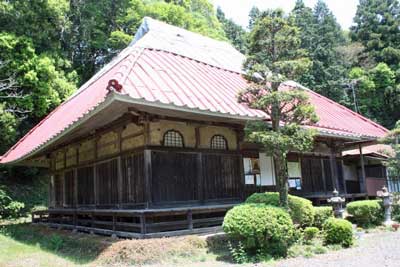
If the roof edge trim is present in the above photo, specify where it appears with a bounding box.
[0,93,117,165]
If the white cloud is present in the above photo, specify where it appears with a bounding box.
[211,0,359,30]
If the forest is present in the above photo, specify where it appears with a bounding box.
[0,0,399,197]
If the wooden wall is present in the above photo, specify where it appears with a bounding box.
[48,115,243,209]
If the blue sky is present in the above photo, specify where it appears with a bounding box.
[210,0,359,30]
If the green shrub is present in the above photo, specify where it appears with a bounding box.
[246,192,314,227]
[323,218,354,247]
[346,200,383,227]
[391,193,400,222]
[0,187,25,219]
[313,206,333,229]
[223,204,295,259]
[303,227,319,242]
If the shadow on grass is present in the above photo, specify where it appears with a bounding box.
[205,234,235,263]
[0,222,115,265]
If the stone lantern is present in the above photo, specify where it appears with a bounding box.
[327,189,345,219]
[377,186,393,226]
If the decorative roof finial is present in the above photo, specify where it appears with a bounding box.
[107,79,123,93]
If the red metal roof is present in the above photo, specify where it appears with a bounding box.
[0,47,388,164]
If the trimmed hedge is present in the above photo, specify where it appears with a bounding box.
[246,192,314,227]
[323,218,354,247]
[223,204,295,257]
[346,200,383,227]
[313,206,333,229]
[303,227,319,242]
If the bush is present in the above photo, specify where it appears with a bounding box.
[313,206,333,229]
[246,192,314,227]
[0,187,25,219]
[346,200,383,227]
[303,227,319,242]
[223,204,295,259]
[323,218,353,247]
[391,193,400,222]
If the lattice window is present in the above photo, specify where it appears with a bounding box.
[163,130,184,147]
[210,135,228,150]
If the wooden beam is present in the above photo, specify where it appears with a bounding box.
[359,144,367,193]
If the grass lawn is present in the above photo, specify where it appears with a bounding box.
[2,220,382,267]
[0,221,234,267]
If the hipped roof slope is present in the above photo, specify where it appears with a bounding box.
[0,17,388,164]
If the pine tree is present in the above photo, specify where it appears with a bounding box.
[351,0,400,68]
[216,7,247,53]
[292,0,348,103]
[239,10,317,207]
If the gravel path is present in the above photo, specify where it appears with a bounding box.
[272,231,400,267]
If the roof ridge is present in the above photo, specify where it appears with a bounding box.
[283,81,389,134]
[130,17,237,51]
[140,47,243,75]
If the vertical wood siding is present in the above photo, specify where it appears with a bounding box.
[202,153,242,200]
[96,159,119,206]
[151,151,198,203]
[64,170,75,206]
[77,166,95,205]
[121,153,145,204]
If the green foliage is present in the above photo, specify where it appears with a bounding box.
[351,0,400,68]
[381,121,400,179]
[392,192,400,222]
[349,63,400,128]
[245,192,315,227]
[303,227,319,242]
[240,9,318,207]
[245,10,311,80]
[346,200,383,227]
[216,7,247,53]
[293,0,347,103]
[322,218,354,247]
[287,241,327,258]
[223,204,296,259]
[0,104,17,154]
[0,187,24,219]
[313,206,333,229]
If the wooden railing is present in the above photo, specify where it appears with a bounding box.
[31,204,235,238]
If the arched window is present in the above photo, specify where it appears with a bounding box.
[163,130,184,147]
[210,135,228,150]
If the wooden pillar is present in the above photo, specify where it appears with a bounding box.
[93,164,98,207]
[239,154,245,200]
[140,214,147,235]
[195,126,200,149]
[187,210,193,230]
[74,168,78,207]
[197,152,204,203]
[117,127,123,208]
[329,146,339,192]
[117,156,123,208]
[320,158,327,194]
[144,149,152,208]
[359,144,367,193]
[340,152,348,195]
[62,172,66,207]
